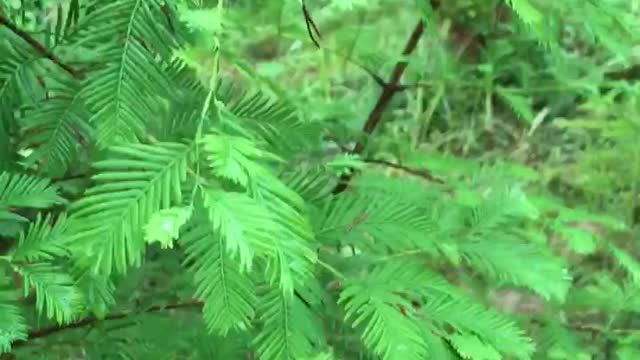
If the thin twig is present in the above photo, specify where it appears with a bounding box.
[302,2,322,48]
[364,158,445,184]
[352,61,387,88]
[0,15,84,80]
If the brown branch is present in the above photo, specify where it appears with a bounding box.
[364,158,445,184]
[12,300,203,348]
[359,20,425,138]
[333,19,426,193]
[0,15,84,80]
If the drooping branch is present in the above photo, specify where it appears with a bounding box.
[12,300,204,348]
[0,15,84,80]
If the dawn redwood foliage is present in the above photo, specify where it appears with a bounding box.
[1,0,639,359]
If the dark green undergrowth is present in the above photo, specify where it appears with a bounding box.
[1,0,640,359]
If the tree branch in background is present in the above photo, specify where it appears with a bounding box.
[12,300,204,348]
[14,297,637,351]
[333,19,426,193]
[0,15,85,80]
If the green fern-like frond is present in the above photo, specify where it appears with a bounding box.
[314,191,436,252]
[249,174,317,292]
[446,333,502,360]
[0,284,28,353]
[605,242,640,284]
[201,131,283,187]
[10,213,69,262]
[181,220,257,335]
[458,236,571,301]
[18,74,92,177]
[0,29,45,122]
[201,189,278,270]
[144,206,193,249]
[504,0,543,26]
[452,186,571,301]
[190,330,250,359]
[178,6,224,35]
[14,262,85,324]
[254,287,325,360]
[574,2,639,57]
[424,333,457,360]
[495,86,535,125]
[0,172,65,209]
[281,166,335,204]
[73,0,174,147]
[69,257,116,318]
[68,142,194,274]
[422,292,535,359]
[502,0,552,45]
[0,172,66,222]
[535,321,587,359]
[227,91,324,155]
[152,86,207,140]
[201,131,317,293]
[568,274,625,313]
[466,186,539,230]
[338,261,431,360]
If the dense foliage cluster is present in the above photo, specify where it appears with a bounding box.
[1,0,639,359]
